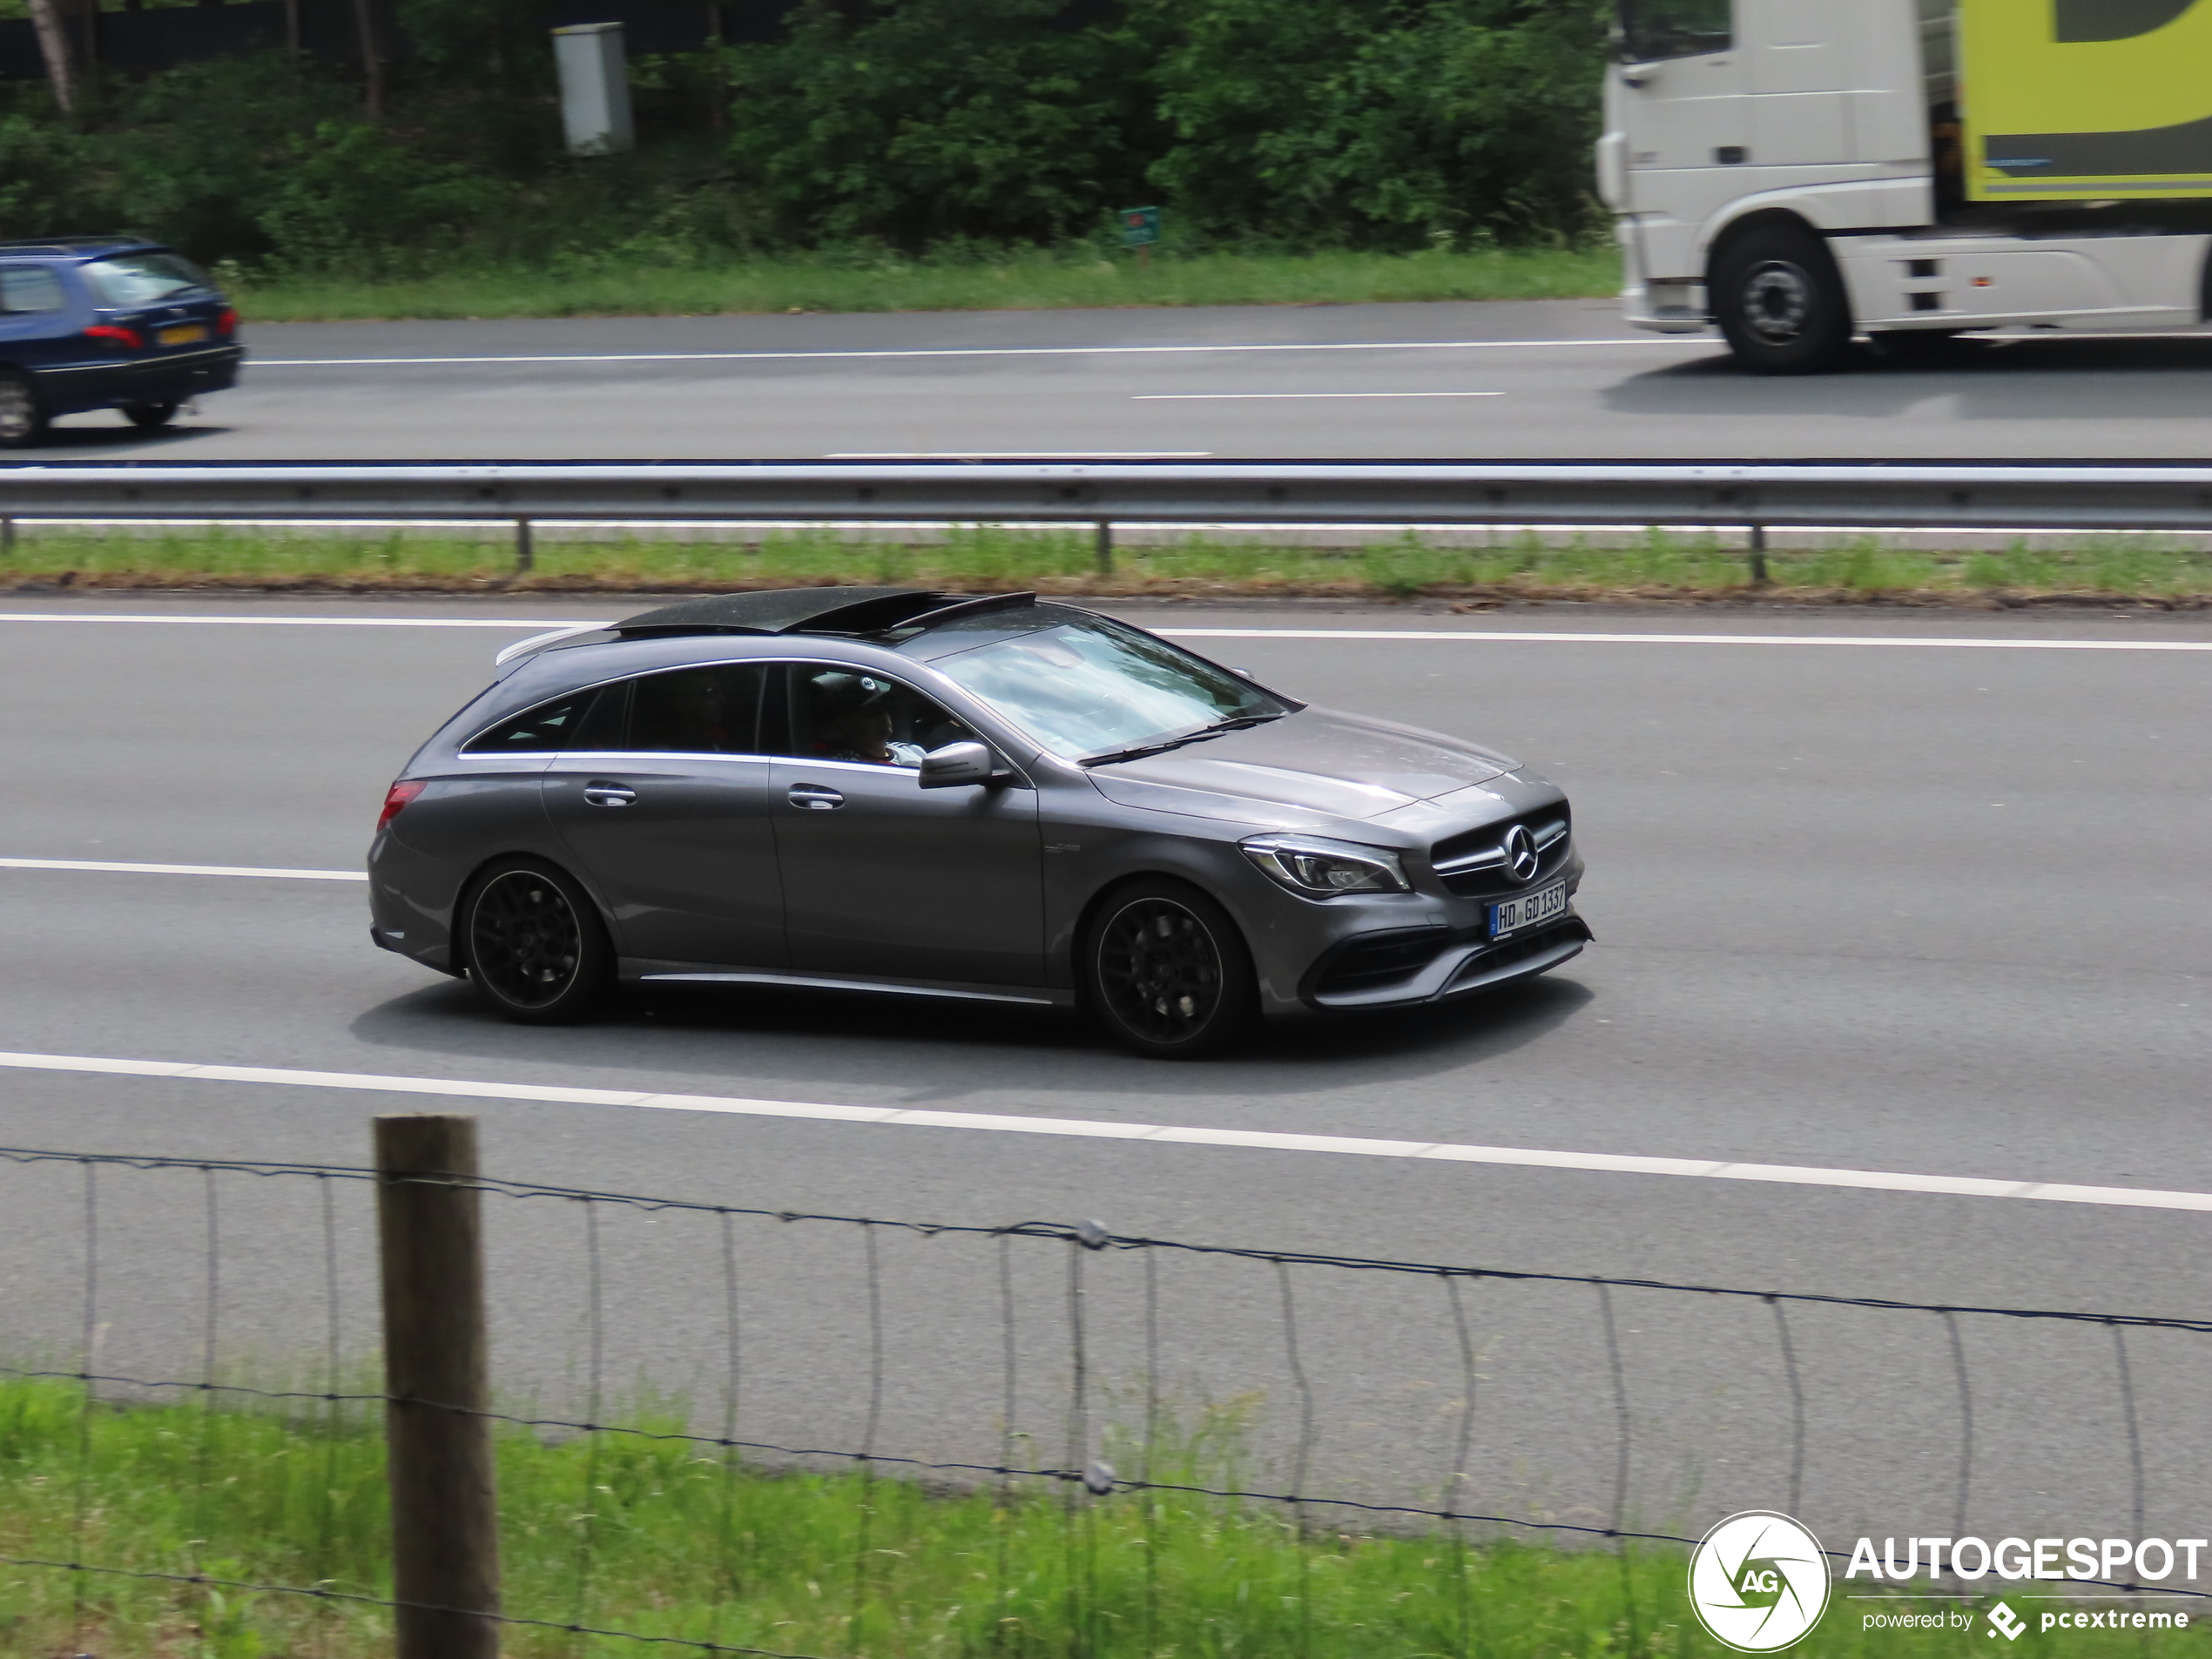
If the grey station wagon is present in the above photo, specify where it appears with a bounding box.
[368,590,1588,1056]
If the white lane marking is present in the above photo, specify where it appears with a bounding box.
[0,1047,2206,1212]
[1132,391,1505,401]
[827,450,1214,459]
[1163,628,2212,653]
[0,613,562,628]
[248,338,1710,369]
[1,614,2204,654]
[0,857,365,881]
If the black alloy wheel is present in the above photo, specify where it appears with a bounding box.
[1712,223,1855,375]
[0,370,48,448]
[123,401,180,431]
[462,860,611,1023]
[1085,880,1256,1058]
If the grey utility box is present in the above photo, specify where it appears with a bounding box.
[553,23,635,156]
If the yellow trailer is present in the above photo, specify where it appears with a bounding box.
[1965,0,2212,199]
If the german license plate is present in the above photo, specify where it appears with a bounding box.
[157,322,209,347]
[1488,880,1568,939]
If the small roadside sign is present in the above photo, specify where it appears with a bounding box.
[1119,206,1161,248]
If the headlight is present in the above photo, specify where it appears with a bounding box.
[1239,835,1411,898]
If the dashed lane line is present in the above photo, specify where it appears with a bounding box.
[0,1047,2205,1213]
[0,858,363,880]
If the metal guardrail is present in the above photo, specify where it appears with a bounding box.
[3,460,2209,574]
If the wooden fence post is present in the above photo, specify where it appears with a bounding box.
[376,1113,502,1659]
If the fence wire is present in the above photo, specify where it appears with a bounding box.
[0,1141,2205,1659]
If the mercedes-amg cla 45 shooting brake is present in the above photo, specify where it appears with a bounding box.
[368,590,1588,1056]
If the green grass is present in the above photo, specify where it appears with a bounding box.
[220,246,1621,322]
[0,1378,2202,1658]
[8,524,2212,605]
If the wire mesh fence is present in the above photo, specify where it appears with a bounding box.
[0,1130,2208,1656]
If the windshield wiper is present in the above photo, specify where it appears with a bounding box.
[1080,712,1284,767]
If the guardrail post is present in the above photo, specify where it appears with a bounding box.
[514,516,535,576]
[376,1113,502,1659]
[1747,523,1770,587]
[1094,518,1114,577]
[0,517,13,557]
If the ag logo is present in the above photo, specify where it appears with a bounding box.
[1688,1511,1831,1652]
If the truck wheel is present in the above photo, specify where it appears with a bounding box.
[1713,225,1854,375]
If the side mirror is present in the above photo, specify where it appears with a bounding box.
[919,739,1000,789]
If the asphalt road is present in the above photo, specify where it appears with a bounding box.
[26,297,2212,460]
[3,595,2209,1559]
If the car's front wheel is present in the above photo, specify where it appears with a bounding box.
[123,401,180,431]
[459,858,612,1024]
[0,370,48,448]
[1082,879,1257,1058]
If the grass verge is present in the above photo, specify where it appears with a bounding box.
[2,1379,2197,1657]
[6,526,2212,608]
[223,246,1621,323]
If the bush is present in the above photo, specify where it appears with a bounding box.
[1143,0,1608,248]
[0,0,1611,271]
[725,0,1158,246]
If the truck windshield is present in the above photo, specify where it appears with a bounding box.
[1619,0,1731,61]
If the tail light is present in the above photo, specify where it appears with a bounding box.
[377,780,426,833]
[82,324,143,349]
[216,307,238,336]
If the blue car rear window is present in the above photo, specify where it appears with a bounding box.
[82,253,208,307]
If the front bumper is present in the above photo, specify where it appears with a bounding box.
[1298,914,1589,1012]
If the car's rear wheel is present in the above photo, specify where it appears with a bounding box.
[0,371,49,448]
[123,401,180,431]
[460,858,612,1024]
[1083,879,1256,1058]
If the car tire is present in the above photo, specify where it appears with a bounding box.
[1082,878,1257,1059]
[0,370,49,448]
[1712,223,1855,375]
[123,401,180,431]
[458,858,613,1024]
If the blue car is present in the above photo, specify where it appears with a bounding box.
[0,237,244,447]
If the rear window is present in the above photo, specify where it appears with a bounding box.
[81,253,211,307]
[0,266,65,314]
[464,689,605,754]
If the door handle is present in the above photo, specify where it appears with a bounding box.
[582,782,637,807]
[787,783,844,812]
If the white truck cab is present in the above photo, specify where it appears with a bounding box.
[1602,0,2212,371]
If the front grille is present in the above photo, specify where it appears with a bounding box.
[1430,810,1572,898]
[1311,927,1453,995]
[1445,918,1591,989]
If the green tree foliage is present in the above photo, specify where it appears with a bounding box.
[0,0,1608,268]
[1142,0,1608,246]
[725,0,1160,246]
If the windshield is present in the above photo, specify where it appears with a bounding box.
[81,252,212,307]
[1618,0,1730,60]
[932,615,1288,760]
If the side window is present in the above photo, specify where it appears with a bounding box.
[629,664,768,754]
[779,664,977,770]
[464,687,604,754]
[0,266,65,315]
[1619,0,1731,60]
